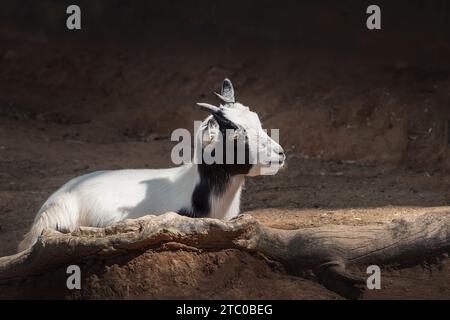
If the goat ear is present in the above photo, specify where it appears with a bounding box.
[214,78,235,104]
[201,117,220,148]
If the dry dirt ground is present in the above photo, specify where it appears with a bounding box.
[0,30,450,299]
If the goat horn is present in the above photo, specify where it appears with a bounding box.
[196,102,220,113]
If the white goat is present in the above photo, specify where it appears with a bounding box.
[18,79,285,251]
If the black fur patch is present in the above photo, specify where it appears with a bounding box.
[177,114,252,218]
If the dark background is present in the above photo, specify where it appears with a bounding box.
[0,0,450,299]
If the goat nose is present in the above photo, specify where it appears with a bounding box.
[278,151,286,162]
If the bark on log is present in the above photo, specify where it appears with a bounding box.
[0,211,449,298]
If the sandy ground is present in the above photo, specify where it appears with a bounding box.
[0,29,450,299]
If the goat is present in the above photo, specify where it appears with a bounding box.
[18,79,285,251]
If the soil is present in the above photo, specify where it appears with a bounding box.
[1,21,450,299]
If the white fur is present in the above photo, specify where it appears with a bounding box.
[19,165,199,251]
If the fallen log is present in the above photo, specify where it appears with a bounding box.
[0,211,449,298]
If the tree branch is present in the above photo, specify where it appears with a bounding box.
[0,211,449,298]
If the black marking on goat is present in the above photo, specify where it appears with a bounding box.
[177,113,252,218]
[213,110,238,130]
